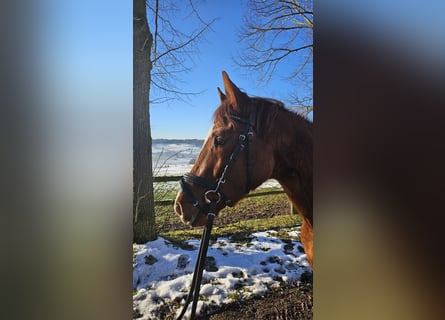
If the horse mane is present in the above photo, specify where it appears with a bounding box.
[213,93,311,138]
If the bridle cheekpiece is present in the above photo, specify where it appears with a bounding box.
[179,105,257,225]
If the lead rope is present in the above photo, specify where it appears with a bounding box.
[177,106,257,319]
[176,201,217,320]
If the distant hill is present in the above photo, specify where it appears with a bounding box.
[153,139,204,147]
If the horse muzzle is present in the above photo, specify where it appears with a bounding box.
[174,193,207,227]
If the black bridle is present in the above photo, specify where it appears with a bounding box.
[176,106,256,319]
[179,105,257,225]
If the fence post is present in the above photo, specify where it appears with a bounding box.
[290,201,298,216]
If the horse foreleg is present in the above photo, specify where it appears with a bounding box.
[300,220,313,269]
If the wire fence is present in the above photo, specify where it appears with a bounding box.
[153,175,284,206]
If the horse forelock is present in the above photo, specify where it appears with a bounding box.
[212,100,243,130]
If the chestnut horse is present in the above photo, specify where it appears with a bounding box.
[174,71,313,268]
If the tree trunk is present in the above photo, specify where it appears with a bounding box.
[133,0,156,243]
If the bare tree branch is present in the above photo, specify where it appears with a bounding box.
[151,19,215,65]
[237,0,313,113]
[151,78,204,96]
[134,178,148,224]
[240,45,313,68]
[153,0,159,60]
[145,0,216,104]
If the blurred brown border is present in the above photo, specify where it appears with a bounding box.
[315,6,445,319]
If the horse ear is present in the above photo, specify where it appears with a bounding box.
[222,71,244,111]
[217,87,226,102]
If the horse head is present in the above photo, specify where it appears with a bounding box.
[174,71,275,226]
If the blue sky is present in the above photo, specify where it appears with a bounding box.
[38,1,311,141]
[149,1,312,139]
[36,0,444,142]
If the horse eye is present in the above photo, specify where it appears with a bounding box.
[214,137,225,147]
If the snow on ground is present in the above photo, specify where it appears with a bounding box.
[133,229,311,319]
[152,142,200,176]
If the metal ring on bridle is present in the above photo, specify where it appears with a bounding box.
[204,190,221,204]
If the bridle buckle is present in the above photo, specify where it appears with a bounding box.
[204,190,221,204]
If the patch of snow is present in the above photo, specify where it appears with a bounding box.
[133,229,311,319]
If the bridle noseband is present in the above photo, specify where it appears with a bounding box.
[179,105,257,224]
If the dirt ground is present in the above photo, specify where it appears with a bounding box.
[159,194,313,319]
[206,279,313,320]
[159,279,312,320]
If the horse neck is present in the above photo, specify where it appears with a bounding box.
[265,109,313,221]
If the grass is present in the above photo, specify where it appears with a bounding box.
[219,190,288,217]
[160,214,301,242]
[153,177,302,242]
